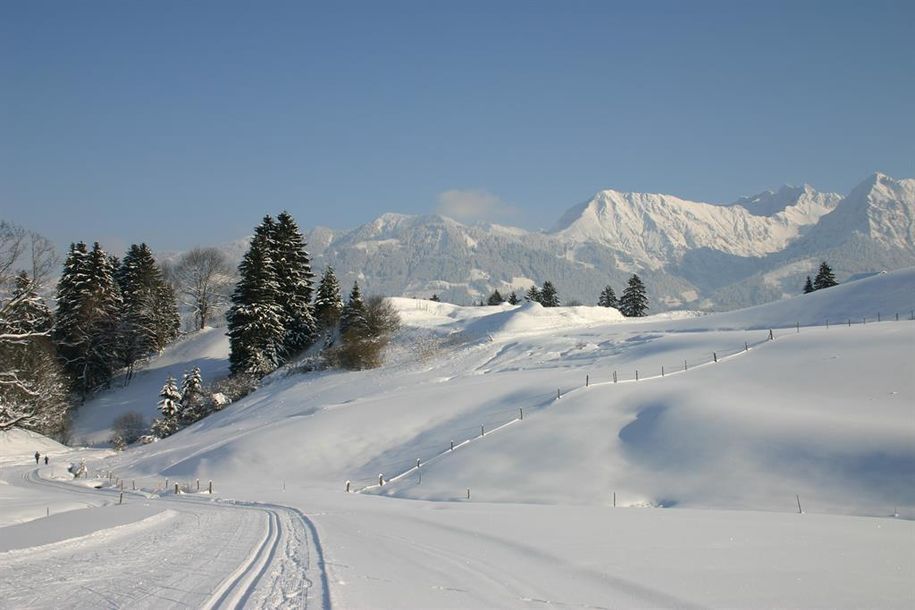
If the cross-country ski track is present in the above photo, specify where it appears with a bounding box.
[0,464,330,610]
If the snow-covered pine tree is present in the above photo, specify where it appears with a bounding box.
[813,262,838,291]
[507,291,519,305]
[525,285,541,303]
[486,289,505,305]
[598,285,618,308]
[803,276,814,294]
[54,242,123,397]
[151,375,182,438]
[226,217,285,377]
[339,281,367,335]
[430,293,440,302]
[0,272,69,435]
[179,367,205,424]
[271,211,317,359]
[313,266,344,331]
[540,281,560,307]
[117,243,178,379]
[619,274,649,317]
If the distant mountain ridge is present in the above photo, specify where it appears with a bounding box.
[180,173,915,311]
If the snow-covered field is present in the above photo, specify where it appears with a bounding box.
[2,268,914,608]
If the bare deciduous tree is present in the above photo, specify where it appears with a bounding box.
[165,247,234,331]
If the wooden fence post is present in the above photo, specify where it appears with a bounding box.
[174,483,179,495]
[467,488,471,500]
[635,370,639,381]
[119,492,123,505]
[450,440,454,451]
[196,479,200,491]
[379,474,384,486]
[519,408,523,420]
[713,352,717,363]
[684,360,688,371]
[208,480,213,494]
[661,365,665,377]
[745,341,748,351]
[796,495,803,514]
[586,374,589,387]
[346,480,351,492]
[557,388,561,399]
[613,371,617,383]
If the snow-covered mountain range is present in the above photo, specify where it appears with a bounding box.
[204,172,915,311]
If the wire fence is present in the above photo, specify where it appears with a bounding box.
[351,310,915,496]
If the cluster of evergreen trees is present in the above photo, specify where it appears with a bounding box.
[525,281,561,307]
[597,274,649,317]
[0,229,179,438]
[150,367,209,439]
[803,262,839,294]
[55,242,179,398]
[226,213,318,377]
[226,212,400,376]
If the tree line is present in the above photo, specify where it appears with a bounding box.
[478,274,649,317]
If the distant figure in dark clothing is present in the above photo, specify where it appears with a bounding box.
[34,451,40,464]
[44,455,49,465]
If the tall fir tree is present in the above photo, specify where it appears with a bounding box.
[116,243,178,379]
[598,285,619,308]
[619,274,649,317]
[313,266,344,331]
[539,281,560,307]
[813,262,838,291]
[271,212,317,358]
[803,276,814,294]
[525,285,541,303]
[507,291,519,305]
[54,242,123,397]
[226,217,285,377]
[339,281,367,335]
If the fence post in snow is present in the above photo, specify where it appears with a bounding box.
[417,458,421,469]
[586,374,589,387]
[684,360,688,372]
[848,319,851,327]
[450,440,454,451]
[379,474,385,486]
[826,320,829,329]
[119,492,123,505]
[467,489,471,500]
[661,365,665,377]
[208,480,213,494]
[713,352,717,363]
[481,425,485,437]
[196,479,200,492]
[132,480,135,490]
[613,371,618,383]
[768,329,773,340]
[635,370,639,381]
[796,495,803,514]
[174,483,179,495]
[519,408,523,420]
[745,341,748,352]
[613,491,616,508]
[346,480,351,492]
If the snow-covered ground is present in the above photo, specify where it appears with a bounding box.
[3,268,914,608]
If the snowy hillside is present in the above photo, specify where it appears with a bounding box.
[2,268,914,608]
[70,327,229,445]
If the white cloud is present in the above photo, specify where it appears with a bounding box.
[436,189,517,224]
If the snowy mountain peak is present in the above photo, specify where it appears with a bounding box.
[816,172,915,248]
[729,184,839,218]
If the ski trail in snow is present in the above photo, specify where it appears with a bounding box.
[0,466,331,610]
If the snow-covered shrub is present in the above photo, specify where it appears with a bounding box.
[111,411,146,446]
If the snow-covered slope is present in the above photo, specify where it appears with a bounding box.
[5,269,915,608]
[70,327,230,446]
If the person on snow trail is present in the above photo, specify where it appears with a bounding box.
[44,455,49,465]
[34,451,40,464]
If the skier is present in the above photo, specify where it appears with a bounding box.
[34,451,40,464]
[44,455,49,465]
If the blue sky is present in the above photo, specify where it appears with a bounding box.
[2,1,913,252]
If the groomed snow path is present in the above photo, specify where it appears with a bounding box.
[0,465,329,610]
